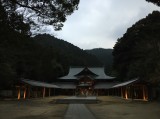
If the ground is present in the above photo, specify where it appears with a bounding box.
[0,96,160,119]
[87,96,160,119]
[0,96,68,119]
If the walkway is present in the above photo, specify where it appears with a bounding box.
[64,104,96,119]
[56,96,97,104]
[64,96,97,100]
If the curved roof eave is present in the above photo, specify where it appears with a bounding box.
[58,67,116,80]
[95,77,116,80]
[21,79,60,88]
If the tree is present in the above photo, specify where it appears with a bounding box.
[146,0,160,6]
[0,63,16,89]
[0,1,31,36]
[1,0,79,30]
[113,11,160,83]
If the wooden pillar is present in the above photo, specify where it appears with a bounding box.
[28,86,30,98]
[143,85,146,100]
[48,88,51,97]
[73,89,75,96]
[118,88,120,96]
[117,88,118,96]
[121,87,123,98]
[108,89,110,95]
[23,87,27,99]
[18,87,20,100]
[125,87,128,99]
[112,88,115,96]
[115,88,117,96]
[111,89,112,95]
[116,88,118,96]
[146,87,148,100]
[43,87,45,98]
[131,85,134,100]
[113,89,114,96]
[35,87,38,98]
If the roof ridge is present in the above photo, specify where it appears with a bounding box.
[70,66,105,68]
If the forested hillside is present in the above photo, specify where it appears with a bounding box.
[0,2,102,89]
[86,48,113,74]
[33,34,102,68]
[0,32,102,89]
[113,11,160,84]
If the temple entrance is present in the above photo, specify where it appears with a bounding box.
[76,86,94,96]
[76,76,95,96]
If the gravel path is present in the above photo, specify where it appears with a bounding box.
[64,104,96,119]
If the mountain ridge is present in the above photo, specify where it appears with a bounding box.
[85,48,113,74]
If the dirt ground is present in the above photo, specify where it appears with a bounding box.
[0,96,68,119]
[87,96,160,119]
[0,96,160,119]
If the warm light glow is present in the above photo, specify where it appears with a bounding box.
[143,92,148,101]
[23,88,26,99]
[125,90,128,99]
[143,86,147,101]
[18,88,20,100]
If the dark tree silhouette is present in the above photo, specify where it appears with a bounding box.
[146,0,160,6]
[113,11,160,83]
[1,0,79,30]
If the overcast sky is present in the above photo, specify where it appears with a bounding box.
[35,0,160,50]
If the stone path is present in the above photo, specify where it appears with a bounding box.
[64,96,97,100]
[64,104,96,119]
[56,96,97,104]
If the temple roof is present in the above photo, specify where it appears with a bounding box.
[54,82,76,89]
[22,79,60,88]
[113,78,138,88]
[94,82,119,89]
[59,67,115,80]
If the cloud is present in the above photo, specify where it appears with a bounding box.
[36,0,160,49]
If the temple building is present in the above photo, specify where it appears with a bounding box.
[54,67,151,101]
[55,67,117,96]
[5,66,153,101]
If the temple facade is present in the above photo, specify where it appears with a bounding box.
[54,67,151,100]
[3,66,153,101]
[55,67,118,96]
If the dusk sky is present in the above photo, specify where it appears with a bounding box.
[32,0,160,50]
